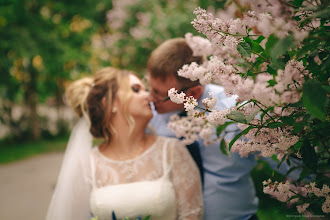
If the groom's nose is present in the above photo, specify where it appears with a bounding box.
[148,91,158,103]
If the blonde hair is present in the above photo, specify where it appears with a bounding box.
[65,77,94,118]
[65,67,138,145]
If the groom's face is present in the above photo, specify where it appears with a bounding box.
[147,74,184,114]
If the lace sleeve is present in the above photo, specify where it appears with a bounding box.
[168,139,204,220]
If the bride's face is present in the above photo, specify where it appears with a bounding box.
[126,74,153,121]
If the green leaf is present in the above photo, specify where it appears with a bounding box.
[265,34,279,56]
[277,152,288,169]
[271,154,279,162]
[142,216,151,220]
[321,56,330,74]
[269,58,285,70]
[285,166,301,177]
[270,35,294,59]
[229,126,253,150]
[287,195,300,203]
[250,58,265,70]
[254,36,265,44]
[244,36,252,42]
[301,140,318,172]
[280,116,295,125]
[322,85,330,93]
[267,79,277,87]
[226,111,247,124]
[292,0,304,7]
[248,41,264,53]
[313,7,330,19]
[216,121,235,137]
[246,110,259,123]
[267,66,277,75]
[288,100,303,108]
[246,70,254,77]
[267,121,283,128]
[237,41,251,57]
[299,167,311,182]
[302,79,327,120]
[220,138,230,156]
[292,122,305,133]
[319,50,328,61]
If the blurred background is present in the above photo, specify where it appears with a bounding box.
[0,0,307,219]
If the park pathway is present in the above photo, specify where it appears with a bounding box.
[0,153,63,220]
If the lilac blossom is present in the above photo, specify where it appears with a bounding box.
[263,180,330,213]
[202,92,217,109]
[168,88,186,104]
[297,203,310,214]
[168,110,214,146]
[178,62,206,82]
[185,33,213,57]
[206,107,231,126]
[170,1,329,214]
[184,96,199,112]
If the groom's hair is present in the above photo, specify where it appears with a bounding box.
[147,38,203,86]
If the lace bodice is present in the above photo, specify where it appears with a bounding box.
[89,136,203,220]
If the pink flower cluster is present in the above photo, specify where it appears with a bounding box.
[168,88,198,112]
[263,180,330,213]
[178,56,237,86]
[168,110,214,146]
[206,107,231,126]
[168,89,232,126]
[185,33,213,57]
[106,0,140,30]
[191,7,244,57]
[274,60,311,103]
[202,92,217,109]
[178,55,310,107]
[192,3,308,43]
[231,121,299,159]
[168,88,186,104]
[263,179,296,202]
[176,1,329,214]
[167,91,233,144]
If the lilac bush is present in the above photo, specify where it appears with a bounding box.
[168,0,329,215]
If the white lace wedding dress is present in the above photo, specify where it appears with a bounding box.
[89,136,203,220]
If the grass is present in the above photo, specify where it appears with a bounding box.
[0,136,68,164]
[0,138,310,219]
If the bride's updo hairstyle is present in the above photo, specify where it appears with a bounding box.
[66,67,137,144]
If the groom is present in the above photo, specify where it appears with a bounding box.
[146,38,259,220]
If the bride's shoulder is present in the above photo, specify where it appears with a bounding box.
[90,146,100,157]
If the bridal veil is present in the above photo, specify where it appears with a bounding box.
[46,117,93,220]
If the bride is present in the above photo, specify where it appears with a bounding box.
[46,67,203,220]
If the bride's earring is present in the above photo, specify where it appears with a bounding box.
[112,107,117,113]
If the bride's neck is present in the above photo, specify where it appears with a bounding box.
[111,130,147,150]
[100,121,152,160]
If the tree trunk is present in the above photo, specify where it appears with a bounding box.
[25,65,40,140]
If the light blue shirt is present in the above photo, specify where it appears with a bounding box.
[149,84,258,220]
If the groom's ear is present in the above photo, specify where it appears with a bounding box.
[188,85,204,100]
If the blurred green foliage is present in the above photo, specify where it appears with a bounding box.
[0,0,112,140]
[0,0,112,102]
[0,0,226,140]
